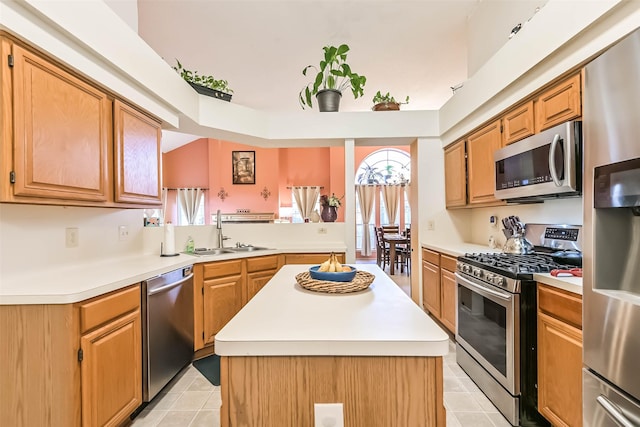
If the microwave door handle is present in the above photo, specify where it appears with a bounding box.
[548,133,562,186]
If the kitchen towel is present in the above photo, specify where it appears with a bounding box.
[163,223,176,255]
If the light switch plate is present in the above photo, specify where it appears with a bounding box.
[314,403,344,427]
[65,227,79,248]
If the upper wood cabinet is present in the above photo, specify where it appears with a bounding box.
[467,119,503,205]
[0,34,161,208]
[9,43,112,202]
[535,73,582,131]
[113,100,161,204]
[503,100,535,145]
[444,140,466,208]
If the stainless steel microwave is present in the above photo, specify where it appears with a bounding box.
[494,120,582,201]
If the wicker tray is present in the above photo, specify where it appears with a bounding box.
[295,270,375,294]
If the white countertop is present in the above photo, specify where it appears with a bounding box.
[0,246,346,305]
[421,241,582,295]
[215,264,450,357]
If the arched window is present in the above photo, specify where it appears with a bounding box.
[355,149,411,256]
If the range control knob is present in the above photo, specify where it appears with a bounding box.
[485,273,494,282]
[495,277,506,287]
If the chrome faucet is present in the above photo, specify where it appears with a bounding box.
[215,209,229,248]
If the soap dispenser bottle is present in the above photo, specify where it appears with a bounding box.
[186,236,195,253]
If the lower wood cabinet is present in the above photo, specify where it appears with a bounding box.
[0,284,142,427]
[537,283,583,427]
[421,248,456,334]
[283,252,346,265]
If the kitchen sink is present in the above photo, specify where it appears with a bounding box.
[191,248,235,256]
[228,246,269,252]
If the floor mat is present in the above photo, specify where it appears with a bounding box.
[192,354,220,386]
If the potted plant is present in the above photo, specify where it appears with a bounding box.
[319,193,343,222]
[173,59,234,102]
[298,44,367,112]
[372,91,409,111]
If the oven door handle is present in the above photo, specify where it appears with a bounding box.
[597,395,635,427]
[456,273,512,301]
[548,133,563,187]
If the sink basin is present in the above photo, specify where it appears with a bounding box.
[229,246,269,252]
[191,248,234,256]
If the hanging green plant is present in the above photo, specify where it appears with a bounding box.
[173,59,233,102]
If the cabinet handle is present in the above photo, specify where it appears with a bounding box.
[597,395,635,427]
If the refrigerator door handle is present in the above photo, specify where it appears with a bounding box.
[597,395,636,427]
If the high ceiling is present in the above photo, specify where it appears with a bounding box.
[137,0,479,114]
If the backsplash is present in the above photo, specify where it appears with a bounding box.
[469,198,583,249]
[0,204,144,279]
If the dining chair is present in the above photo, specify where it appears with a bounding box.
[381,225,400,234]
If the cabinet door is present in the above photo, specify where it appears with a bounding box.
[203,274,243,345]
[246,269,277,304]
[113,100,161,205]
[440,268,456,334]
[80,309,142,427]
[538,312,583,427]
[284,253,345,264]
[11,44,112,202]
[503,101,535,145]
[422,260,441,318]
[444,140,467,208]
[536,73,581,131]
[467,119,502,204]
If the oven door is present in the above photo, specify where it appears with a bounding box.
[456,272,519,395]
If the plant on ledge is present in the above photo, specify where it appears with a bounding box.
[173,59,234,101]
[320,193,343,208]
[372,91,409,111]
[298,44,367,112]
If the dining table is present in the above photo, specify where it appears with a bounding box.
[382,233,410,275]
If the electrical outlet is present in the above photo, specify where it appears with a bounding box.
[118,225,129,241]
[427,220,435,231]
[65,227,79,248]
[489,215,498,228]
[318,227,328,234]
[314,403,344,427]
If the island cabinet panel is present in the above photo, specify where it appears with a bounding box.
[467,119,503,205]
[537,284,583,427]
[203,275,243,346]
[444,140,467,208]
[113,100,161,205]
[220,355,445,427]
[503,100,535,145]
[9,43,112,202]
[535,72,582,132]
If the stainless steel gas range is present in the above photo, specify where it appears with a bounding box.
[455,224,582,426]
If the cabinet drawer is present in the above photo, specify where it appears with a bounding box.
[246,255,279,273]
[203,260,243,279]
[79,285,140,334]
[441,255,457,272]
[284,253,345,265]
[422,249,440,266]
[538,283,582,329]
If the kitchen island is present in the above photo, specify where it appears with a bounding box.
[215,264,449,427]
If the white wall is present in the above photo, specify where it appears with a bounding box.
[104,0,139,33]
[0,204,144,280]
[467,0,548,76]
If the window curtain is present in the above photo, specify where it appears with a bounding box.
[292,186,320,220]
[381,184,401,225]
[177,188,203,225]
[161,187,169,224]
[356,185,376,256]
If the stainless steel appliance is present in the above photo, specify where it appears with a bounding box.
[494,120,582,202]
[583,27,640,426]
[142,265,194,402]
[456,223,582,426]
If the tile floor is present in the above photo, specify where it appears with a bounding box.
[131,266,511,427]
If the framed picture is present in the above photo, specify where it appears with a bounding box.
[232,151,256,184]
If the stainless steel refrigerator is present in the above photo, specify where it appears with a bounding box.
[583,27,640,426]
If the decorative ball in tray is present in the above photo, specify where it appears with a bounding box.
[296,253,374,293]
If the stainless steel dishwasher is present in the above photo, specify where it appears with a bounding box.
[142,265,194,402]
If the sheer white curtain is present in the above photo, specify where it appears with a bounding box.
[161,188,169,224]
[381,184,401,224]
[292,186,320,220]
[356,185,376,256]
[178,188,204,225]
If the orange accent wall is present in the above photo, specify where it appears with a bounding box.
[162,141,409,224]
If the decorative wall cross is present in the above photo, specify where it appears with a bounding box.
[260,186,271,201]
[217,187,229,201]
